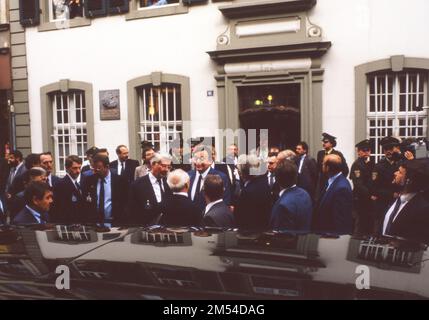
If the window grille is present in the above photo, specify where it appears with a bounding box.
[51,90,88,176]
[367,71,428,162]
[138,84,182,153]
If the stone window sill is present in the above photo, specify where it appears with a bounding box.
[125,4,188,21]
[38,17,91,32]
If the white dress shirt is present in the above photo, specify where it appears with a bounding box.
[382,193,417,236]
[279,185,297,198]
[191,167,211,201]
[267,171,276,186]
[149,172,164,203]
[174,192,188,197]
[298,154,306,174]
[117,160,125,175]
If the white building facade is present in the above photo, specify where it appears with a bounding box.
[11,0,429,174]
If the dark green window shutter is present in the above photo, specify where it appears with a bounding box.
[183,0,208,5]
[84,0,108,18]
[107,0,130,15]
[19,0,40,27]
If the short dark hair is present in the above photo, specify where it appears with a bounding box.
[97,148,109,155]
[402,160,429,193]
[297,141,309,152]
[10,150,23,161]
[116,145,127,155]
[275,160,298,189]
[86,146,99,157]
[24,153,41,170]
[268,152,279,158]
[22,167,46,185]
[24,181,52,205]
[203,174,224,202]
[92,154,110,167]
[65,155,82,169]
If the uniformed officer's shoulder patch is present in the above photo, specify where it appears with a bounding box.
[372,172,378,180]
[354,170,361,178]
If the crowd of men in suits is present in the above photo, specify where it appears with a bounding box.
[0,133,428,243]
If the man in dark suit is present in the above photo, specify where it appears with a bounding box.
[265,152,281,204]
[295,141,318,202]
[313,154,353,234]
[81,154,129,226]
[127,153,172,225]
[350,139,375,236]
[161,169,201,226]
[8,167,47,221]
[382,160,429,243]
[317,133,349,199]
[270,160,313,232]
[12,181,53,225]
[234,154,272,231]
[188,145,231,214]
[202,174,235,228]
[8,153,41,197]
[51,155,86,224]
[40,152,60,188]
[4,150,26,197]
[110,145,140,184]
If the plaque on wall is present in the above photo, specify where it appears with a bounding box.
[99,89,120,120]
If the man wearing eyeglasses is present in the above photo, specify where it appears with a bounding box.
[127,153,172,225]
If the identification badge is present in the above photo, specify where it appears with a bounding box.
[72,195,77,202]
[354,170,361,178]
[372,172,378,181]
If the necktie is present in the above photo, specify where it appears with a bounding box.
[385,197,402,235]
[75,181,82,195]
[120,162,125,176]
[269,174,274,188]
[157,178,165,203]
[98,178,105,222]
[193,174,203,202]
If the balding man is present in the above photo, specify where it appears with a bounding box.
[160,169,201,227]
[313,154,353,234]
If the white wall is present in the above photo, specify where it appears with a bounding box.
[26,2,231,156]
[311,0,429,163]
[25,0,429,165]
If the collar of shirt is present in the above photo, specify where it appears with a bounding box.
[279,185,297,198]
[298,154,306,173]
[205,199,223,215]
[327,172,342,190]
[66,173,78,184]
[198,166,211,179]
[0,199,4,213]
[25,205,42,223]
[15,162,24,172]
[174,192,188,197]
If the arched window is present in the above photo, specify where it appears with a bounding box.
[127,73,190,157]
[355,56,429,162]
[41,80,94,175]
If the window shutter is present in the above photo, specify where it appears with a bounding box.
[183,0,208,5]
[107,0,130,15]
[19,0,40,27]
[84,0,108,18]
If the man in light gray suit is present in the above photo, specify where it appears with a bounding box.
[202,174,235,228]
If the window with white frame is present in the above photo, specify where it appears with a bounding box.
[367,70,428,161]
[51,90,88,175]
[49,0,84,21]
[138,83,182,153]
[138,0,179,10]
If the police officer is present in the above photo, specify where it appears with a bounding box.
[350,139,374,236]
[369,136,414,234]
[317,133,349,198]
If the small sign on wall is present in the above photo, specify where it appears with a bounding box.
[99,89,120,120]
